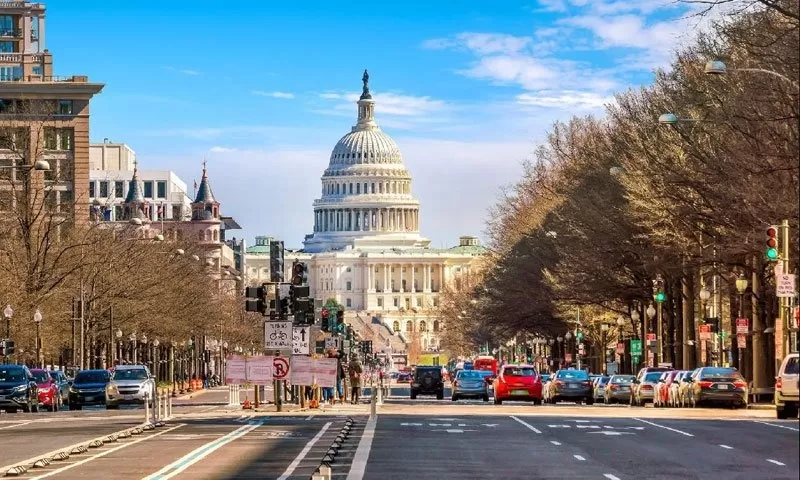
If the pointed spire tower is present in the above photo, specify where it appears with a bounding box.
[191,160,220,222]
[122,162,151,222]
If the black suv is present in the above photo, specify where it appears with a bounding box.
[0,365,39,413]
[410,366,444,400]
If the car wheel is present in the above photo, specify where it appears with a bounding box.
[436,391,444,400]
[69,404,81,411]
[7,408,17,413]
[21,401,30,413]
[410,391,417,400]
[533,398,542,406]
[451,395,458,402]
[585,397,594,406]
[494,397,502,405]
[483,395,490,402]
[777,406,789,419]
[106,404,120,410]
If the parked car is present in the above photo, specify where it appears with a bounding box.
[548,369,593,404]
[654,371,681,408]
[493,365,543,405]
[68,369,112,410]
[0,365,38,413]
[49,369,70,405]
[775,353,799,419]
[604,375,635,404]
[107,365,156,408]
[593,375,610,402]
[30,369,60,412]
[451,369,489,402]
[410,366,444,400]
[631,367,673,406]
[689,367,748,408]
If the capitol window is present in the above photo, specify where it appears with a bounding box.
[393,321,400,332]
[346,281,352,291]
[346,298,352,307]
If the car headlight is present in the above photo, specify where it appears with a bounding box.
[13,385,27,392]
[69,386,77,394]
[107,383,118,393]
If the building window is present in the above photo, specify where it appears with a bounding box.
[59,129,73,150]
[99,181,109,198]
[377,297,383,307]
[0,41,14,53]
[433,320,440,332]
[393,297,399,307]
[88,181,95,198]
[346,281,352,291]
[356,183,360,194]
[143,181,153,198]
[43,128,57,149]
[393,321,400,332]
[172,204,182,220]
[114,181,124,198]
[406,321,413,332]
[58,100,73,115]
[59,190,73,213]
[43,127,73,151]
[419,321,427,332]
[346,298,352,307]
[156,181,167,198]
[346,267,351,272]
[416,297,422,307]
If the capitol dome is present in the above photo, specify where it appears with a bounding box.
[303,70,430,253]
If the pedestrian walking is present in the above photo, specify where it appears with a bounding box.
[348,355,363,404]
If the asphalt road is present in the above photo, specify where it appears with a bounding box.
[363,414,799,480]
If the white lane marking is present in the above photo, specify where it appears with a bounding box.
[346,418,377,480]
[30,424,184,479]
[304,415,314,421]
[753,421,799,432]
[604,474,622,480]
[143,421,262,480]
[574,455,586,461]
[277,422,332,480]
[510,416,542,434]
[0,421,32,430]
[767,459,786,466]
[550,441,561,446]
[719,444,733,449]
[632,418,694,437]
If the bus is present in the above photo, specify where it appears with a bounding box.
[473,356,498,376]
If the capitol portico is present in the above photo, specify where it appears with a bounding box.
[245,71,486,362]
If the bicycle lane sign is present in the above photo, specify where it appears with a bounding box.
[265,321,293,350]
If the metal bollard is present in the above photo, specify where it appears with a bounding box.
[319,464,332,480]
[155,391,162,422]
[370,386,377,419]
[377,382,384,405]
[167,393,172,419]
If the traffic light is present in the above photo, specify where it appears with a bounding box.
[320,308,330,332]
[336,310,344,333]
[653,275,666,303]
[291,261,308,286]
[244,285,268,315]
[269,240,284,282]
[525,347,533,363]
[766,226,779,261]
[4,339,14,356]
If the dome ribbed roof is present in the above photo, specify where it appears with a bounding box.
[329,129,403,166]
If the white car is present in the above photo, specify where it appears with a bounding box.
[775,353,799,419]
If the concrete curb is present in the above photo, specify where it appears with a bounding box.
[0,420,170,477]
[747,404,775,410]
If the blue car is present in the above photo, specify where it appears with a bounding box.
[68,369,112,410]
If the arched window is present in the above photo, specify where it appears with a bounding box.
[419,321,427,332]
[212,230,218,241]
[392,321,400,332]
[433,320,440,332]
[406,321,413,332]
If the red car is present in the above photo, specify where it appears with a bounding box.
[493,364,543,405]
[30,369,60,411]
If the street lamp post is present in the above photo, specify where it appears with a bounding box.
[600,323,609,374]
[128,333,137,364]
[170,341,177,397]
[735,274,749,373]
[631,309,641,371]
[646,305,657,367]
[617,316,626,374]
[2,305,11,364]
[115,329,122,365]
[152,339,160,381]
[33,309,42,368]
[700,287,711,366]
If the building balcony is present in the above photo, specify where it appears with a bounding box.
[0,29,22,38]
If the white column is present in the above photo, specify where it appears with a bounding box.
[411,264,416,292]
[367,263,373,292]
[384,264,390,292]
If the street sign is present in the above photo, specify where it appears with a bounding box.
[737,334,746,349]
[646,333,656,342]
[735,318,749,335]
[776,273,796,298]
[325,337,341,350]
[699,324,712,341]
[265,321,292,350]
[273,356,289,379]
[292,327,310,355]
[629,339,642,356]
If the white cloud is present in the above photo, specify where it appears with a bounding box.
[460,55,560,90]
[163,66,200,76]
[209,146,236,153]
[534,0,568,12]
[516,90,615,110]
[252,90,295,99]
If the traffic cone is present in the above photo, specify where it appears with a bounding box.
[242,398,252,410]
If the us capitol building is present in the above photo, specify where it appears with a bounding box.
[245,71,486,362]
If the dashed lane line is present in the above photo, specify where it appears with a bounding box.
[766,459,786,466]
[573,455,586,461]
[28,424,184,479]
[550,441,561,446]
[0,421,32,430]
[719,444,733,449]
[632,418,693,437]
[603,474,622,480]
[276,421,332,480]
[752,421,799,432]
[510,416,542,434]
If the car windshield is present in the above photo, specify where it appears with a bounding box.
[31,371,50,383]
[113,369,149,381]
[474,370,493,377]
[611,375,634,384]
[644,372,662,382]
[74,371,109,384]
[597,376,610,385]
[504,367,536,376]
[457,371,483,380]
[784,357,799,374]
[0,368,26,382]
[557,370,589,380]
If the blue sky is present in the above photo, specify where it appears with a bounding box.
[46,0,714,248]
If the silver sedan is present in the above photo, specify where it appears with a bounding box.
[451,370,490,402]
